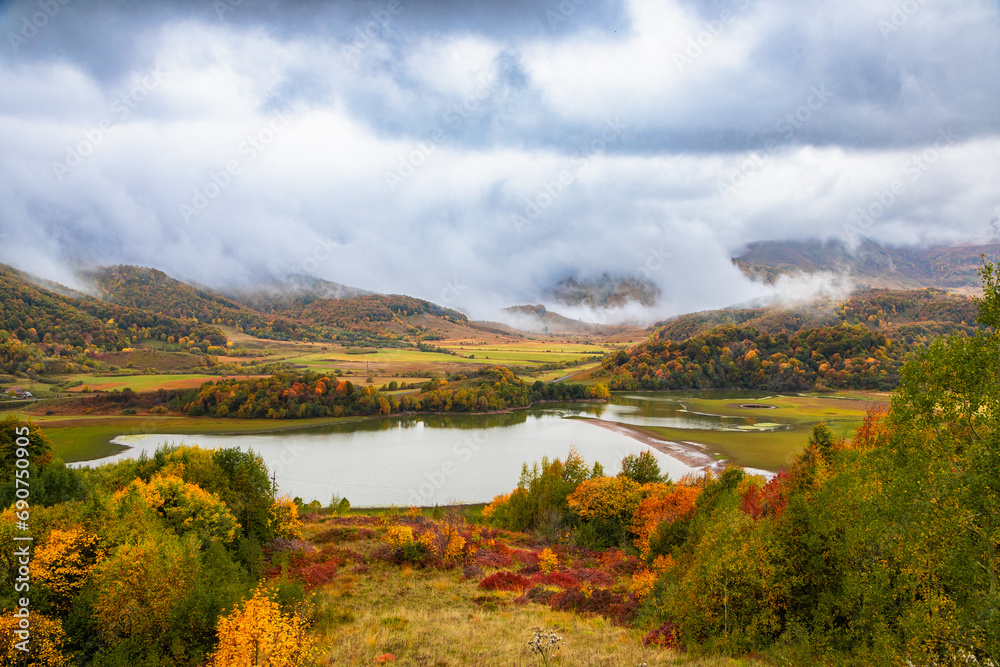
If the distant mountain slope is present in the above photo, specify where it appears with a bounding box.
[503,304,637,335]
[734,238,1000,290]
[0,264,128,350]
[88,265,470,343]
[653,288,979,342]
[0,263,230,376]
[544,273,661,308]
[296,294,468,331]
[225,273,370,312]
[90,265,269,328]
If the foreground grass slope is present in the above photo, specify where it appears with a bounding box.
[290,510,766,667]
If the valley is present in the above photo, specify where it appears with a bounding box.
[0,243,994,666]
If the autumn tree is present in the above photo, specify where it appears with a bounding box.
[619,450,664,484]
[0,613,72,666]
[33,527,101,614]
[209,587,318,667]
[123,474,240,543]
[90,533,200,649]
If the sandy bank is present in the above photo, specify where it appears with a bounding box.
[578,417,729,474]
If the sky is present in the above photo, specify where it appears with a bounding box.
[0,0,998,322]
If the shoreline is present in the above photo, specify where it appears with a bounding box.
[577,417,729,474]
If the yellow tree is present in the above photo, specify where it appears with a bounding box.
[210,587,318,667]
[33,527,101,613]
[566,476,644,523]
[90,534,200,647]
[0,613,72,666]
[270,495,302,539]
[122,474,239,543]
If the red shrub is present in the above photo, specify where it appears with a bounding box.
[478,571,532,592]
[567,568,616,587]
[473,550,513,568]
[293,557,342,588]
[644,620,682,650]
[530,571,579,589]
[511,549,538,566]
[597,549,642,576]
[548,587,639,626]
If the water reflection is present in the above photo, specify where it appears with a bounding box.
[553,393,773,431]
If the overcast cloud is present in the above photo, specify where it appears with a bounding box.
[1,0,998,321]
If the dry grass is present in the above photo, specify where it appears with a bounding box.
[298,517,769,667]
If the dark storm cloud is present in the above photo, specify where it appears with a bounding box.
[0,0,998,322]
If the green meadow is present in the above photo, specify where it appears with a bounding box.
[635,392,886,471]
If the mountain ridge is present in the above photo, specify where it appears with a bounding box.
[733,237,1000,291]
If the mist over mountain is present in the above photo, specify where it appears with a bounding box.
[735,238,1000,292]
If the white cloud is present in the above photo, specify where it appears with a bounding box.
[0,0,999,323]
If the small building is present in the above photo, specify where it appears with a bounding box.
[4,387,32,398]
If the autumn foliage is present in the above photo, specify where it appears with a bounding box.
[209,587,318,667]
[631,482,701,557]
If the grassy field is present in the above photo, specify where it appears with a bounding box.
[277,343,609,374]
[56,373,234,393]
[298,513,768,667]
[633,392,887,471]
[524,362,603,382]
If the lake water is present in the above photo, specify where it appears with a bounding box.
[78,393,779,507]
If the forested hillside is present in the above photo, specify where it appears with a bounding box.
[0,265,227,375]
[599,324,903,391]
[603,288,982,392]
[91,265,309,340]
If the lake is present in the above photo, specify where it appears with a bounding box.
[77,393,780,507]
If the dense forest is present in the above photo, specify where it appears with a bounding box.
[124,365,610,419]
[598,288,987,393]
[481,265,1000,663]
[598,323,908,391]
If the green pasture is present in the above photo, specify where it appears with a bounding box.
[53,373,221,392]
[640,420,860,472]
[630,392,885,471]
[523,362,602,382]
[679,392,883,424]
[277,344,604,372]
